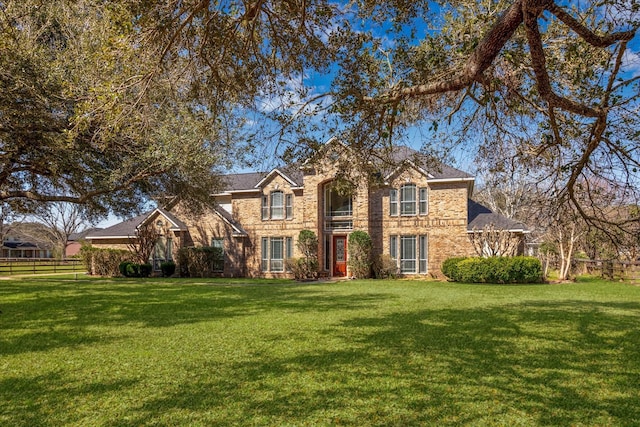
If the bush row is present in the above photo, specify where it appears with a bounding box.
[118,261,152,278]
[442,256,543,284]
[177,246,223,278]
[80,246,132,277]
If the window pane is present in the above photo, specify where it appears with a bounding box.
[401,184,416,215]
[261,238,268,271]
[390,235,397,260]
[211,238,224,272]
[419,235,427,273]
[286,194,293,219]
[286,237,293,259]
[271,238,284,272]
[325,186,352,217]
[262,195,269,220]
[419,188,428,215]
[400,236,416,273]
[390,189,398,216]
[324,235,330,270]
[271,191,284,219]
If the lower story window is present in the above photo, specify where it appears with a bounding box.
[400,236,416,273]
[262,236,290,272]
[211,238,224,272]
[389,234,428,274]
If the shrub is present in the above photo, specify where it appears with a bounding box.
[286,257,319,281]
[372,254,398,279]
[119,261,132,277]
[289,230,319,280]
[125,262,140,277]
[161,261,176,277]
[441,257,469,282]
[348,230,372,278]
[139,263,153,278]
[441,256,543,284]
[81,246,132,277]
[177,246,223,277]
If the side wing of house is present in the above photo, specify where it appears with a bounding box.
[373,160,477,277]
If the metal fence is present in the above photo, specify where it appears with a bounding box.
[0,258,84,276]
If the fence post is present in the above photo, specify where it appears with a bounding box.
[602,260,614,280]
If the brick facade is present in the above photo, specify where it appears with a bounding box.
[87,143,526,278]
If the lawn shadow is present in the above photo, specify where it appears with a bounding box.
[108,300,640,426]
[0,279,392,356]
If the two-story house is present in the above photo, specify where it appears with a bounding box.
[86,141,527,277]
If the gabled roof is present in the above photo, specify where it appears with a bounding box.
[213,205,248,237]
[217,166,304,193]
[85,214,147,239]
[139,208,188,231]
[384,146,474,181]
[467,199,528,233]
[254,168,301,189]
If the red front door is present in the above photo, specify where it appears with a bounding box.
[333,236,347,277]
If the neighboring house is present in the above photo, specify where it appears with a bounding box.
[1,236,52,258]
[86,141,527,277]
[66,228,101,257]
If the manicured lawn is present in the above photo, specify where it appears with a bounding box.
[1,276,639,426]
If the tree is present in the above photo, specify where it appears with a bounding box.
[469,224,523,258]
[3,0,639,245]
[0,1,236,216]
[28,202,93,259]
[348,230,373,279]
[127,222,160,265]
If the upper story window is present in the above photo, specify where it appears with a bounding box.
[390,184,428,216]
[419,187,428,215]
[400,184,416,215]
[271,191,284,219]
[324,183,353,230]
[325,186,352,217]
[262,191,293,220]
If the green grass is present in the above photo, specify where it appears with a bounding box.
[1,277,639,426]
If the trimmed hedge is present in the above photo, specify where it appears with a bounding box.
[442,256,543,284]
[161,261,176,277]
[80,246,132,277]
[177,246,223,277]
[118,261,152,278]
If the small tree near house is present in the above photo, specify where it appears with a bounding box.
[287,229,319,280]
[128,222,161,265]
[468,224,522,258]
[348,230,372,279]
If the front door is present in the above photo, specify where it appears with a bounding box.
[333,236,347,277]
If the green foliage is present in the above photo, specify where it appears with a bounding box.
[0,1,231,215]
[177,247,223,278]
[291,230,319,280]
[80,246,132,277]
[442,256,543,284]
[297,230,319,259]
[348,230,373,279]
[285,257,319,281]
[441,257,469,282]
[161,261,176,277]
[372,254,398,279]
[118,261,152,278]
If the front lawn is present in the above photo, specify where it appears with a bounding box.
[1,277,639,426]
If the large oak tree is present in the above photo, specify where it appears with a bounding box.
[2,0,639,244]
